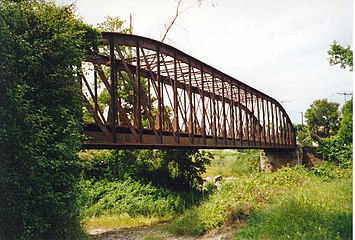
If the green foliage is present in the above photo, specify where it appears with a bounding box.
[158,149,213,190]
[328,41,353,71]
[169,167,309,236]
[0,0,99,239]
[318,136,353,167]
[230,150,260,175]
[235,178,352,240]
[77,178,199,219]
[169,164,352,237]
[79,149,213,191]
[317,98,353,167]
[203,150,260,177]
[295,125,313,146]
[304,99,340,138]
[337,98,353,144]
[300,98,352,166]
[97,16,133,34]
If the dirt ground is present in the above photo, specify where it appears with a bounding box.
[89,222,236,240]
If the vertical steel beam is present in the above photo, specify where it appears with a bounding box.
[266,100,271,146]
[271,103,276,147]
[261,97,267,146]
[237,86,243,146]
[148,70,152,127]
[283,114,288,146]
[188,61,194,144]
[136,43,142,143]
[201,67,206,145]
[109,35,117,144]
[157,45,163,143]
[250,91,256,146]
[94,65,98,117]
[229,79,235,146]
[221,77,227,145]
[212,73,217,144]
[256,94,261,144]
[244,86,250,146]
[279,111,285,145]
[209,91,213,139]
[173,52,179,143]
[281,113,285,146]
[275,104,280,145]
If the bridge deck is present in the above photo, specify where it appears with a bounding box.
[82,33,296,149]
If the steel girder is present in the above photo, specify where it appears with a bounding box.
[81,32,296,149]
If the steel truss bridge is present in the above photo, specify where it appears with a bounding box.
[82,32,296,149]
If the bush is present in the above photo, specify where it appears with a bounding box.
[0,1,99,238]
[318,98,353,167]
[318,136,353,167]
[79,149,213,191]
[77,178,201,219]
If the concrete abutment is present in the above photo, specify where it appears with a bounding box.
[260,147,303,171]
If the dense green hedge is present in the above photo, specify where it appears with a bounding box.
[0,1,99,239]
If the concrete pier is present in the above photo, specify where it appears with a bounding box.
[260,147,303,171]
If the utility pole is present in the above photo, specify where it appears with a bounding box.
[334,92,352,103]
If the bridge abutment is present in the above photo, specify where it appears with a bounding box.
[260,147,303,172]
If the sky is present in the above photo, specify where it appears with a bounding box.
[56,0,353,124]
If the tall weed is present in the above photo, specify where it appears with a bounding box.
[235,178,352,240]
[169,164,352,237]
[168,167,310,236]
[77,178,200,220]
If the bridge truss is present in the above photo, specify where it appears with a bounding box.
[82,32,296,149]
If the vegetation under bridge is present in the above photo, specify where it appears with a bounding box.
[82,32,296,149]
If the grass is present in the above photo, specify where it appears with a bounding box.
[77,178,202,230]
[235,177,352,240]
[202,149,260,178]
[79,149,259,230]
[79,149,352,239]
[168,165,352,239]
[83,214,165,229]
[78,179,184,219]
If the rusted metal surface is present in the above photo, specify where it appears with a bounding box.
[81,32,296,149]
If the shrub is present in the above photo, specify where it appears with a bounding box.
[0,1,99,238]
[79,149,213,191]
[77,179,200,219]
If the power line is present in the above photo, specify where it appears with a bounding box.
[333,92,352,103]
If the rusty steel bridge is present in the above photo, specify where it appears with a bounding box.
[82,32,296,149]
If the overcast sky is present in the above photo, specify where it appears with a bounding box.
[56,0,353,124]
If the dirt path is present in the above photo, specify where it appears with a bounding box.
[89,223,235,240]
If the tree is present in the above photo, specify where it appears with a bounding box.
[318,99,353,166]
[328,41,353,71]
[337,98,352,144]
[158,149,213,190]
[0,1,99,238]
[311,41,353,166]
[304,99,339,138]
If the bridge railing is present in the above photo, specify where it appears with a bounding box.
[81,32,296,149]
